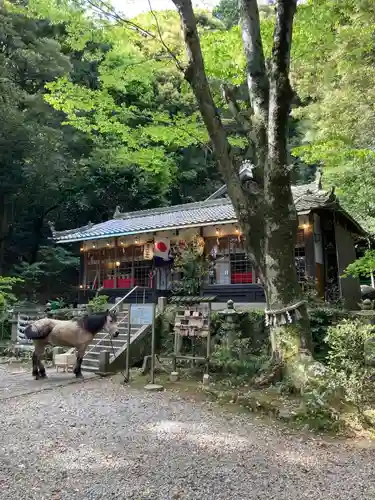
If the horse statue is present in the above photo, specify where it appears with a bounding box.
[24,310,119,380]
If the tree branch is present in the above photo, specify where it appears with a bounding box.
[84,0,184,69]
[268,0,297,166]
[172,0,264,268]
[221,83,252,133]
[171,0,239,187]
[238,0,269,123]
[238,0,269,183]
[146,0,185,71]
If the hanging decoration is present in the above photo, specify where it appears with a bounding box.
[178,239,187,251]
[143,243,154,260]
[154,237,170,261]
[210,244,218,260]
[215,228,220,245]
[264,300,306,327]
[193,236,205,256]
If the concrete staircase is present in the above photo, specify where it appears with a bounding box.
[81,309,140,373]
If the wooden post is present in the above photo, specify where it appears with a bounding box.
[131,245,135,287]
[97,248,101,290]
[150,303,156,384]
[206,302,211,374]
[125,304,131,382]
[172,329,178,372]
[114,238,118,289]
[83,249,87,288]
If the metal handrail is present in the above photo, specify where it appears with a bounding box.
[109,285,140,312]
[84,286,140,358]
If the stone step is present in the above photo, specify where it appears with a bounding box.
[84,351,110,360]
[94,328,138,340]
[81,364,99,373]
[85,341,133,353]
[94,327,138,337]
[81,321,150,373]
[81,358,99,368]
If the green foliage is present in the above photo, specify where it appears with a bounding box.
[87,295,109,313]
[299,319,375,431]
[155,305,177,354]
[0,276,23,319]
[291,0,375,230]
[171,236,207,296]
[0,276,23,340]
[14,246,79,301]
[210,339,269,377]
[325,319,374,374]
[309,307,350,362]
[0,2,226,292]
[343,250,375,279]
[213,0,239,29]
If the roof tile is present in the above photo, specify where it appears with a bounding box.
[54,183,335,243]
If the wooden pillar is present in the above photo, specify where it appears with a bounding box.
[303,214,315,281]
[114,238,118,289]
[131,245,135,287]
[81,246,87,288]
[312,213,325,297]
[97,247,101,289]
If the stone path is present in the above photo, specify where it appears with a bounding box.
[0,365,374,499]
[0,364,96,400]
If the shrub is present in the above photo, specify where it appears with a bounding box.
[309,307,350,362]
[298,320,375,430]
[210,339,269,377]
[155,305,176,354]
[87,295,109,313]
[325,319,374,373]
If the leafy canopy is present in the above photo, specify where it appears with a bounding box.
[343,250,375,279]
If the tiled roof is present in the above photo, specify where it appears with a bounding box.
[53,182,337,243]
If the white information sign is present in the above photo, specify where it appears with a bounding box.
[130,304,154,325]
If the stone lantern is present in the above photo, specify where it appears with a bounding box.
[355,299,375,325]
[217,300,245,347]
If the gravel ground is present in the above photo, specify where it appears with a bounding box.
[0,366,374,500]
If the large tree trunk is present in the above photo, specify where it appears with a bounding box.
[172,0,313,387]
[262,0,312,360]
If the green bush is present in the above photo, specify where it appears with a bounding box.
[0,320,12,341]
[210,339,269,377]
[299,319,375,430]
[325,319,374,374]
[309,307,350,362]
[87,295,110,313]
[155,305,176,354]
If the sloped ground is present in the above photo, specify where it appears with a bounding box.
[0,365,374,500]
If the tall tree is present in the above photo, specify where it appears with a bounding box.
[170,0,312,381]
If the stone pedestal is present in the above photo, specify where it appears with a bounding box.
[170,371,179,382]
[97,350,111,376]
[10,313,18,342]
[158,296,168,314]
[144,383,164,392]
